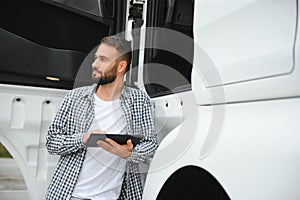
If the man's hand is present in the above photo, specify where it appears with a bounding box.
[82,130,106,144]
[97,138,133,158]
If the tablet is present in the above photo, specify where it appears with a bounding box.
[86,134,143,147]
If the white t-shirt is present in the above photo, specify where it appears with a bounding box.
[72,94,127,200]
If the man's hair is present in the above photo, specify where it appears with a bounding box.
[100,35,132,73]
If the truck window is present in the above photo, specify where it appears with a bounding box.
[143,0,194,97]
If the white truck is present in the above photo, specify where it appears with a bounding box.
[0,0,299,199]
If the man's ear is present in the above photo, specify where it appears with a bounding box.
[118,60,127,73]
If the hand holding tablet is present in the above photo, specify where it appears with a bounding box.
[86,133,143,147]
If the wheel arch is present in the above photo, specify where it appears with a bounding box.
[156,165,230,200]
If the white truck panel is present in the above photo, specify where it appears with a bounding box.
[192,0,300,105]
[0,84,65,200]
[144,98,300,199]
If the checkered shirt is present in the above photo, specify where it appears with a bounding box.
[45,84,158,200]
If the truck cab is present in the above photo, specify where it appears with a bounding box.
[0,0,299,199]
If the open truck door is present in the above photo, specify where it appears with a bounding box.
[0,0,128,199]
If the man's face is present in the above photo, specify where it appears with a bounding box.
[92,43,120,85]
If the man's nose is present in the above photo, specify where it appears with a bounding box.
[92,59,98,69]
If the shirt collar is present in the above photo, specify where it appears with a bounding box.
[120,85,130,100]
[82,83,130,101]
[81,84,97,101]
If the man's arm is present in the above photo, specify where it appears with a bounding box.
[125,95,158,163]
[46,91,85,155]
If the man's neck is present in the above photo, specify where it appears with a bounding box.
[95,78,124,101]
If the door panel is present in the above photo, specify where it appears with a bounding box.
[0,0,125,89]
[199,0,297,87]
[0,1,127,199]
[0,84,66,200]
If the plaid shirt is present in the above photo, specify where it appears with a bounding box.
[45,84,157,200]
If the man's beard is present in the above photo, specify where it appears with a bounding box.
[92,63,118,86]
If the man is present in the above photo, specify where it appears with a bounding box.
[45,35,158,200]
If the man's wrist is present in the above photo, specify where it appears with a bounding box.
[124,150,132,158]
